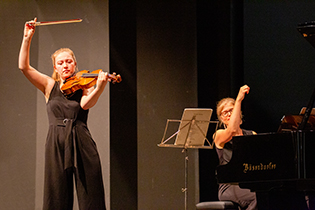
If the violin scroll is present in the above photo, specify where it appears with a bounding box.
[109,72,122,84]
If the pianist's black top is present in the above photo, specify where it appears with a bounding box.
[216,129,254,165]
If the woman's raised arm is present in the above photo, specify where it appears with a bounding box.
[18,18,54,98]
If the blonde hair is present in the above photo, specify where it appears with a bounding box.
[216,98,235,123]
[216,97,244,128]
[51,48,78,81]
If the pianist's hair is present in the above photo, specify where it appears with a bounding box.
[216,97,243,127]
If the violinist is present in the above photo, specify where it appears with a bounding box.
[19,17,107,210]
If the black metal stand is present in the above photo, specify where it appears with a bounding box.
[158,117,218,210]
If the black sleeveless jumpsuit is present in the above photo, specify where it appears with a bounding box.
[43,81,106,210]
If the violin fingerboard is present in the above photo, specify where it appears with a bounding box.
[81,73,98,78]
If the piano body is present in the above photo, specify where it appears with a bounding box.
[216,131,315,210]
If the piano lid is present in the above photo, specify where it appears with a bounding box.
[296,23,315,130]
[297,21,315,48]
[278,114,315,132]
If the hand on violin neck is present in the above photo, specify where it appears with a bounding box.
[95,71,108,91]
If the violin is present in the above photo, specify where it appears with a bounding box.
[61,69,122,96]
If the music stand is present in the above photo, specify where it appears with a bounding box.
[158,108,218,210]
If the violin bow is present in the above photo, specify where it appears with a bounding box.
[32,18,82,26]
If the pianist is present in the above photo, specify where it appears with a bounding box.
[213,85,257,210]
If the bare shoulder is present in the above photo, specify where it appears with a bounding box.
[213,129,226,149]
[213,129,225,139]
[44,78,57,101]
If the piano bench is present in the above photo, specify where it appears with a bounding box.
[196,201,239,210]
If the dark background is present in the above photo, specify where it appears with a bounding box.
[198,0,315,203]
[1,0,315,209]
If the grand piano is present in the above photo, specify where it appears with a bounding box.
[216,131,315,210]
[216,23,315,210]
